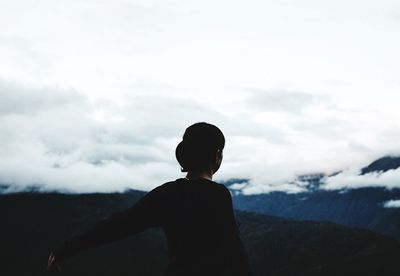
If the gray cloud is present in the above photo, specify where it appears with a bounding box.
[0,78,83,115]
[245,89,332,114]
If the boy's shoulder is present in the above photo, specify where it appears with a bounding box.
[152,178,185,192]
[155,177,227,192]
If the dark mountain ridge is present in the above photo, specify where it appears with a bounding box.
[231,156,400,239]
[1,190,400,276]
[232,187,400,239]
[361,156,400,175]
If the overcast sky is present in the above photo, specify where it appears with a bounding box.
[0,0,399,193]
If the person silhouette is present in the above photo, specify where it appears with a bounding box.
[47,122,252,276]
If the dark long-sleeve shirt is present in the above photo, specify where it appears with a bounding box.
[53,177,252,276]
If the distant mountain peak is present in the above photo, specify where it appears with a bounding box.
[361,156,400,175]
[295,173,326,191]
[0,184,9,194]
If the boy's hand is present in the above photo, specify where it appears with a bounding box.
[47,252,61,272]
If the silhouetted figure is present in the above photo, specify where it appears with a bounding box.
[47,122,252,275]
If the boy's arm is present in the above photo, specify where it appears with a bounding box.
[52,184,167,261]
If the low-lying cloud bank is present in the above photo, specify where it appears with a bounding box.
[229,178,310,195]
[383,200,400,208]
[322,167,400,191]
[230,163,400,195]
[1,77,400,194]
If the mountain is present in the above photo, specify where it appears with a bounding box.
[231,156,400,240]
[361,156,400,175]
[1,191,400,276]
[232,187,400,239]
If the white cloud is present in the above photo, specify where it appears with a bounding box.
[245,89,331,115]
[383,200,400,208]
[0,80,232,192]
[322,168,400,191]
[1,77,400,193]
[0,78,83,115]
[240,181,307,195]
[0,1,400,193]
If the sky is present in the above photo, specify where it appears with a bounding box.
[0,0,399,193]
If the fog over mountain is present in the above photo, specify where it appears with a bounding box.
[230,157,400,240]
[230,156,400,195]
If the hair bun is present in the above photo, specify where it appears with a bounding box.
[175,140,191,172]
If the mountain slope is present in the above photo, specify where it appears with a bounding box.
[361,156,400,174]
[231,156,400,240]
[233,188,400,239]
[1,191,400,276]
